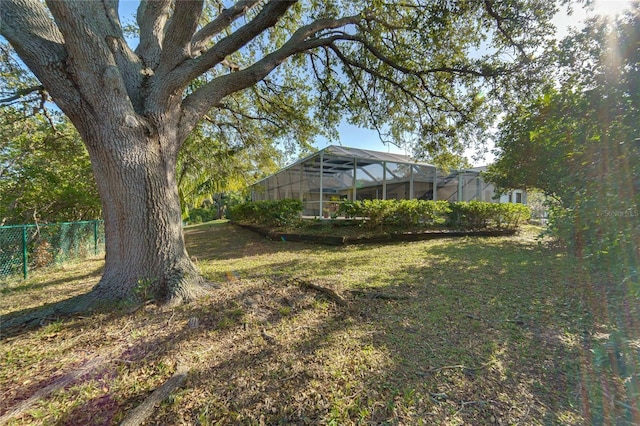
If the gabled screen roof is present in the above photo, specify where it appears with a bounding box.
[252,145,437,186]
[322,145,429,165]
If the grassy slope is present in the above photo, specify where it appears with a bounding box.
[0,221,633,425]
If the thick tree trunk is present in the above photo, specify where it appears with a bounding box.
[83,121,210,305]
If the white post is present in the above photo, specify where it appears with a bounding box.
[382,162,387,200]
[299,166,304,202]
[352,159,357,201]
[409,166,414,200]
[319,151,324,217]
[432,168,437,201]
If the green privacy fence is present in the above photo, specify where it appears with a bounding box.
[0,220,104,280]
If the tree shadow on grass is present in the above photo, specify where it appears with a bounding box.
[183,227,591,422]
[0,265,103,296]
[0,291,120,340]
[353,238,605,424]
[2,276,361,425]
[0,227,599,424]
[185,221,270,261]
[184,221,377,262]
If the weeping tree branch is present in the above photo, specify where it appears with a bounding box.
[335,32,503,79]
[327,45,389,143]
[215,104,281,127]
[307,49,352,117]
[326,39,484,142]
[327,43,431,108]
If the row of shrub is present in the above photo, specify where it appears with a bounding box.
[227,199,304,227]
[229,199,531,230]
[337,200,451,229]
[339,199,530,229]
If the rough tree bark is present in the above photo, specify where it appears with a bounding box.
[85,123,209,303]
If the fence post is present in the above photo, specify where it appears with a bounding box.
[94,220,99,255]
[22,225,28,280]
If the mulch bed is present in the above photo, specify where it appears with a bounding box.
[234,222,517,246]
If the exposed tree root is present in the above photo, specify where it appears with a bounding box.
[0,354,109,425]
[119,364,189,426]
[165,277,220,307]
[290,277,349,307]
[347,288,410,300]
[277,275,408,306]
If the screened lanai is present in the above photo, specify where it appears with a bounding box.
[249,145,513,217]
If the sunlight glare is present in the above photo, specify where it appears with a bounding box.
[589,0,635,18]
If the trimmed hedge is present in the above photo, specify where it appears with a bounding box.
[338,200,451,229]
[227,199,303,227]
[446,201,531,229]
[230,199,531,230]
[338,199,529,230]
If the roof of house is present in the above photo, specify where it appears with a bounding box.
[320,145,433,166]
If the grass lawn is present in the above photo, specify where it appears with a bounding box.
[0,220,637,425]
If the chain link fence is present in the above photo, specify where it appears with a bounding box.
[0,220,104,280]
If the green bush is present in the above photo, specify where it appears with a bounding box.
[394,200,451,227]
[187,207,218,224]
[227,199,303,227]
[337,201,360,219]
[231,199,529,231]
[220,191,250,219]
[446,201,531,229]
[499,203,532,229]
[357,199,398,229]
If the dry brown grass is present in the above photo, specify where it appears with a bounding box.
[0,221,636,425]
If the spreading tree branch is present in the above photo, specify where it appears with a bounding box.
[45,0,140,116]
[0,0,85,118]
[191,0,262,55]
[166,0,296,92]
[136,0,172,69]
[156,0,204,75]
[179,12,366,139]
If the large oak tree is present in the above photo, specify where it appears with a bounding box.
[0,0,560,306]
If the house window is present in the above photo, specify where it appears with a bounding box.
[515,192,522,204]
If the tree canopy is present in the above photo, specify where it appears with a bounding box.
[486,5,639,270]
[1,0,562,156]
[0,108,101,225]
